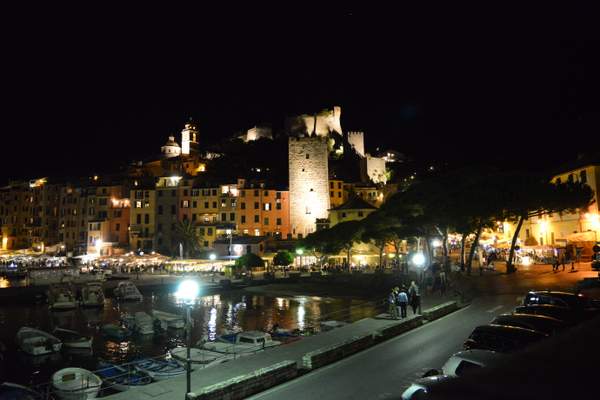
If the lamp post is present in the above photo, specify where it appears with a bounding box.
[209,253,216,283]
[176,279,200,399]
[296,248,304,270]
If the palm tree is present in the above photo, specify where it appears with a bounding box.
[174,220,202,258]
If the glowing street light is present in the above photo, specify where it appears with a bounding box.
[412,252,426,267]
[176,279,200,399]
[431,239,442,248]
[296,248,304,255]
[209,253,217,261]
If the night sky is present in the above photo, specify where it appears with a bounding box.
[2,7,599,184]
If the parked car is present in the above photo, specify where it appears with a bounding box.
[490,313,568,336]
[464,324,548,353]
[523,291,595,312]
[401,375,455,400]
[422,349,505,378]
[514,304,577,325]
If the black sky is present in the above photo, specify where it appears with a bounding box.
[2,7,599,184]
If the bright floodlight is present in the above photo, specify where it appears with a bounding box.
[431,239,442,247]
[209,253,217,261]
[296,248,304,255]
[176,279,200,302]
[412,253,426,266]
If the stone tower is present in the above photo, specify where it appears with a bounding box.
[347,131,365,157]
[181,120,199,155]
[289,136,330,238]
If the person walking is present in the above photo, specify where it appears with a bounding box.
[397,287,409,318]
[388,288,398,319]
[439,270,447,294]
[409,281,421,315]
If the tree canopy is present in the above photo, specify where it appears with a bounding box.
[273,250,294,266]
[234,252,265,270]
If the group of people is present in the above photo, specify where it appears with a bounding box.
[387,281,421,319]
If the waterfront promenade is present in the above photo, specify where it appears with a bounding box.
[104,291,460,400]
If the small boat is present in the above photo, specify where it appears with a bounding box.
[201,330,281,354]
[101,324,131,340]
[53,328,93,349]
[132,358,187,381]
[320,320,348,331]
[52,367,102,400]
[96,361,152,392]
[170,347,236,365]
[122,312,155,335]
[0,382,43,400]
[269,328,302,344]
[17,327,62,356]
[49,284,78,311]
[114,281,143,301]
[151,309,185,329]
[81,282,105,307]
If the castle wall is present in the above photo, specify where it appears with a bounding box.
[347,131,365,157]
[289,136,330,238]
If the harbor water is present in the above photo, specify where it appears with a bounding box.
[0,284,379,389]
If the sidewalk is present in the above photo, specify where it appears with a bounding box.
[104,291,460,400]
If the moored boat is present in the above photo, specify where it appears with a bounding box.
[96,361,152,391]
[0,382,43,400]
[132,358,187,381]
[101,324,131,341]
[81,282,105,307]
[16,327,62,356]
[170,347,236,365]
[114,281,143,301]
[151,309,185,329]
[52,367,102,400]
[53,328,93,349]
[122,312,155,335]
[201,330,281,354]
[49,284,78,311]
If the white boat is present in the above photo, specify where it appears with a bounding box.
[49,284,78,310]
[114,281,143,301]
[151,309,185,329]
[16,327,62,356]
[53,328,93,349]
[52,367,102,400]
[320,320,348,331]
[134,312,155,335]
[170,347,236,365]
[132,358,187,381]
[201,331,281,355]
[81,283,105,307]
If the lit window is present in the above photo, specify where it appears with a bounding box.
[264,203,271,211]
[135,201,142,208]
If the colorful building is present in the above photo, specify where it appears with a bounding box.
[237,182,290,239]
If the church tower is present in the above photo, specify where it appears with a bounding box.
[288,136,330,238]
[181,119,199,155]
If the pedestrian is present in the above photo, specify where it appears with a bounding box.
[397,287,409,318]
[388,288,398,319]
[408,281,421,315]
[439,270,447,294]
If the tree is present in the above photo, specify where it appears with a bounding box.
[173,220,202,258]
[235,252,265,270]
[273,250,294,267]
[303,221,364,267]
[499,177,593,273]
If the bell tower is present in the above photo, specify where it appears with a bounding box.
[181,119,199,155]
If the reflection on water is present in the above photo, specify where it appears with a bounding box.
[0,289,377,388]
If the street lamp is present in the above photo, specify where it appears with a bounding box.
[176,279,200,399]
[209,253,216,261]
[296,248,304,270]
[412,252,426,267]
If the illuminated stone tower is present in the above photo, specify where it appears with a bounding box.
[181,120,199,155]
[289,136,330,238]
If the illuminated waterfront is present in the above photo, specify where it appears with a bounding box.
[0,288,378,388]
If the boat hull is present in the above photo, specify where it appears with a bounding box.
[52,368,102,400]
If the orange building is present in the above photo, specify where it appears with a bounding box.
[237,183,290,239]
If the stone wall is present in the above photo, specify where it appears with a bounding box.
[301,333,374,370]
[288,136,330,238]
[362,154,387,184]
[347,131,365,157]
[422,301,459,321]
[376,316,423,341]
[190,361,298,400]
[286,106,343,137]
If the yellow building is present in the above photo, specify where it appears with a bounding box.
[129,185,157,252]
[329,179,345,208]
[328,195,378,227]
[516,164,599,259]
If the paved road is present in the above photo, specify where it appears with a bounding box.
[248,295,520,400]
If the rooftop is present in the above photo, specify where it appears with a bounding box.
[330,195,377,211]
